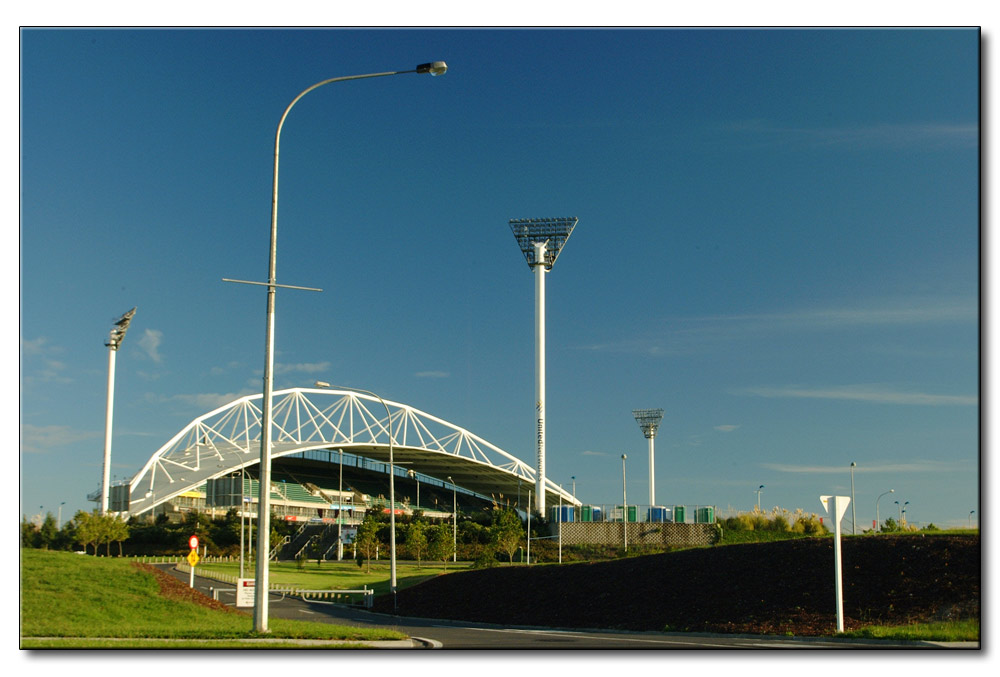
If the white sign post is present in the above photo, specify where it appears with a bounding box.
[820,495,851,632]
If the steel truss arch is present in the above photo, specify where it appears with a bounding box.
[125,387,578,515]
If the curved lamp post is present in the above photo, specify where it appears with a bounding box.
[239,62,447,634]
[875,489,894,532]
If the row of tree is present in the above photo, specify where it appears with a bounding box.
[20,510,129,555]
[350,505,526,571]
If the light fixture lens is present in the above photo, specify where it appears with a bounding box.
[417,61,448,76]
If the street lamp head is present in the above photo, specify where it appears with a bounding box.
[621,454,627,460]
[851,462,856,468]
[416,61,448,76]
[759,485,765,490]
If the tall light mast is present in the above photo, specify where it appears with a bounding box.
[510,217,578,515]
[632,408,664,506]
[102,307,136,515]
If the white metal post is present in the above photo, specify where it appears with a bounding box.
[622,454,628,552]
[534,240,547,515]
[526,489,531,564]
[101,346,117,515]
[821,495,851,633]
[648,435,656,507]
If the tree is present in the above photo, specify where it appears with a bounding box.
[108,514,130,556]
[73,511,100,555]
[38,513,58,550]
[354,513,379,573]
[490,508,523,563]
[882,517,901,533]
[427,522,455,571]
[404,520,428,568]
[20,517,38,548]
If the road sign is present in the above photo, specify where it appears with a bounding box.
[189,535,199,550]
[187,550,200,567]
[237,578,255,607]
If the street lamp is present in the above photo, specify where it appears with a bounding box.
[895,500,909,524]
[756,485,765,511]
[314,382,400,609]
[875,489,894,533]
[969,510,976,529]
[621,454,628,553]
[408,469,420,514]
[101,307,136,515]
[448,476,457,563]
[57,502,65,530]
[228,62,446,634]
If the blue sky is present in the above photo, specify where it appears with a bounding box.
[18,27,981,529]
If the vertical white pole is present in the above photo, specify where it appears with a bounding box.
[832,496,845,632]
[101,347,117,515]
[622,454,628,552]
[526,489,531,565]
[533,241,547,515]
[648,435,656,507]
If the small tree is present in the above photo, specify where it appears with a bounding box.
[73,511,99,555]
[491,507,522,564]
[405,520,428,568]
[108,514,130,556]
[38,513,58,550]
[354,514,379,573]
[428,522,455,571]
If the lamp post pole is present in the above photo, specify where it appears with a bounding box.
[969,510,975,528]
[622,454,628,553]
[875,489,894,533]
[448,476,457,563]
[850,462,857,535]
[526,489,531,564]
[756,485,765,511]
[237,62,446,634]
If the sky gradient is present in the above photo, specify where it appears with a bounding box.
[19,28,980,530]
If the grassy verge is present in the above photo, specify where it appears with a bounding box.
[840,619,980,642]
[20,549,405,646]
[194,558,466,596]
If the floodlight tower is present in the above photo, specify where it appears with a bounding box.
[510,217,578,515]
[632,408,664,506]
[101,307,136,515]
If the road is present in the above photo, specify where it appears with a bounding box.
[156,564,975,649]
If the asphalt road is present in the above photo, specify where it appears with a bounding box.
[156,564,975,650]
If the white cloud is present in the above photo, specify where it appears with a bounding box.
[20,424,99,454]
[138,329,163,363]
[415,370,450,379]
[738,384,977,407]
[274,361,331,375]
[714,424,741,432]
[573,297,976,357]
[581,450,607,456]
[762,460,971,474]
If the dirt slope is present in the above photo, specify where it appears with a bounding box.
[373,534,979,636]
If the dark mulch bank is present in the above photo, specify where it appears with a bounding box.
[372,534,979,636]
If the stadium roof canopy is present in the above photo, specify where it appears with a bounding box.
[122,387,579,515]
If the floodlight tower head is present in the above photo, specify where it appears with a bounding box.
[106,307,137,350]
[509,217,578,270]
[633,408,664,439]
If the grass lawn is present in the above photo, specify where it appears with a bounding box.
[20,549,406,647]
[194,557,468,596]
